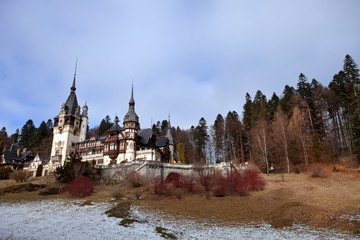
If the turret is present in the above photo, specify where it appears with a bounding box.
[124,85,138,162]
[50,61,81,168]
[79,103,88,142]
[166,115,175,163]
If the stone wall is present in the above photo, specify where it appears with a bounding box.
[100,160,237,181]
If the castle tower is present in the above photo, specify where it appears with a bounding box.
[50,63,82,168]
[123,84,139,162]
[79,103,88,142]
[166,115,175,163]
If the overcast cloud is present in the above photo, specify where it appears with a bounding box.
[0,0,359,133]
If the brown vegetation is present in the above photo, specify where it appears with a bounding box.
[137,171,360,234]
[1,164,359,234]
[10,170,30,183]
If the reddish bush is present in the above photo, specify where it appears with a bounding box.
[66,176,94,197]
[244,169,265,191]
[165,172,181,188]
[149,177,167,195]
[225,171,249,196]
[179,174,196,193]
[199,173,214,191]
[211,170,265,197]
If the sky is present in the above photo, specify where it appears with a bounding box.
[0,0,359,134]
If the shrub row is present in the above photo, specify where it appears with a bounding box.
[148,168,265,197]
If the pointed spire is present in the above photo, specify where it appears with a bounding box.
[65,59,79,115]
[167,114,173,144]
[129,83,135,110]
[71,58,78,93]
[130,82,134,101]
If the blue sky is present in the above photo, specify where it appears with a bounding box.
[0,0,359,134]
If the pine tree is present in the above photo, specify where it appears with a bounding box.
[19,119,36,150]
[297,73,312,104]
[152,121,161,136]
[34,121,49,147]
[213,114,225,162]
[280,85,295,115]
[46,119,53,132]
[252,90,268,123]
[98,115,112,136]
[192,118,209,162]
[160,120,168,135]
[268,92,280,121]
[243,93,253,133]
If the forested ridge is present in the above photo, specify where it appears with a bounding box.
[1,54,359,172]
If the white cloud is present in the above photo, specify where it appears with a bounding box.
[0,0,359,132]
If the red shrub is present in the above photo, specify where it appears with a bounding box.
[165,172,181,188]
[66,176,94,197]
[225,171,249,196]
[179,174,196,193]
[149,177,167,195]
[199,173,214,191]
[244,169,265,191]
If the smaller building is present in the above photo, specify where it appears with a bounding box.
[23,153,50,177]
[1,141,34,169]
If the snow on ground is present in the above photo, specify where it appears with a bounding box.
[0,200,355,240]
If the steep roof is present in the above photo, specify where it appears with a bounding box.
[124,84,138,122]
[64,73,79,115]
[166,116,174,145]
[156,136,168,147]
[3,149,32,166]
[138,128,154,144]
[106,123,122,133]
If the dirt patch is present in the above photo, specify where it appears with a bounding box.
[0,183,46,195]
[105,200,132,218]
[135,172,360,234]
[155,226,177,239]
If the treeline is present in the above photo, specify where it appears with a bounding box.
[0,119,53,158]
[2,54,358,172]
[169,54,360,172]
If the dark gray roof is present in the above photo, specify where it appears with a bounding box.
[156,136,168,147]
[3,149,32,166]
[99,135,107,141]
[124,109,138,122]
[65,91,78,115]
[64,75,79,115]
[123,85,139,122]
[138,128,153,144]
[106,123,122,133]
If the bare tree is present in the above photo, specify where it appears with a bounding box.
[251,120,270,175]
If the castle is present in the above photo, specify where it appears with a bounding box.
[49,70,175,170]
